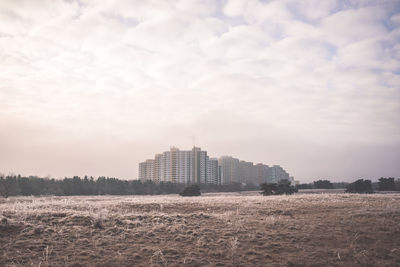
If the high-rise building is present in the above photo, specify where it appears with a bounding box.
[139,162,147,182]
[139,147,293,185]
[254,163,270,184]
[153,154,162,183]
[270,165,290,183]
[218,156,240,184]
[239,160,255,184]
[138,147,211,184]
[207,158,221,185]
[139,159,156,182]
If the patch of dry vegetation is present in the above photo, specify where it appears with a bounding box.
[0,193,399,266]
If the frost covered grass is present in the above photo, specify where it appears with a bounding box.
[0,192,399,266]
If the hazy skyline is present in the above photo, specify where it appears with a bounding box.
[1,0,400,182]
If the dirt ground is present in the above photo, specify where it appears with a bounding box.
[0,192,399,266]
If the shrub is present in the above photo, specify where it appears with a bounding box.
[260,183,277,195]
[260,180,297,195]
[346,179,373,193]
[179,184,201,196]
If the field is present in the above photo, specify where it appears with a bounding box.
[1,192,399,266]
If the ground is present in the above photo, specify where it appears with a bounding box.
[0,192,399,266]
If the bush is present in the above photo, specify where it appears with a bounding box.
[179,184,201,196]
[346,179,373,193]
[260,180,297,195]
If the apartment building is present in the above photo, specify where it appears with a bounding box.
[239,160,255,184]
[254,163,271,184]
[270,165,290,183]
[138,147,219,184]
[207,158,221,185]
[218,156,240,184]
[139,147,293,185]
[219,160,292,185]
[139,162,147,182]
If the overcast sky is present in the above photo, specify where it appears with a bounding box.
[1,0,399,182]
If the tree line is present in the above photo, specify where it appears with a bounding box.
[0,175,259,198]
[1,175,398,197]
[296,178,400,193]
[296,180,348,189]
[260,178,400,195]
[345,177,400,193]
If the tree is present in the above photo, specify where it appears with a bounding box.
[346,179,373,193]
[260,180,297,195]
[378,177,396,191]
[0,176,20,198]
[313,180,333,189]
[396,179,400,191]
[179,184,201,196]
[260,183,277,195]
[275,180,298,195]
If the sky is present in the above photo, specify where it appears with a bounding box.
[1,0,400,182]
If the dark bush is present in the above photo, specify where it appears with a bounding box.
[346,179,373,193]
[260,180,297,195]
[260,183,277,195]
[179,184,201,196]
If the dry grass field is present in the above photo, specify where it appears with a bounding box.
[1,192,399,266]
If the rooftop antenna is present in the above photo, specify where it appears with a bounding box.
[192,135,196,148]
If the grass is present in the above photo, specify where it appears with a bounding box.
[0,192,399,266]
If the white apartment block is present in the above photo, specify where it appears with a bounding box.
[219,159,292,185]
[139,162,147,182]
[138,147,220,184]
[218,156,240,184]
[207,158,221,185]
[139,147,293,185]
[270,165,291,183]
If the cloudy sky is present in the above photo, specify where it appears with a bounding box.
[1,0,399,182]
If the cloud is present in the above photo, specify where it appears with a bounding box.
[0,0,399,181]
[291,0,338,21]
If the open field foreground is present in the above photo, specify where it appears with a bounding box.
[1,193,399,266]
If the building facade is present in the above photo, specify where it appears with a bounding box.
[270,165,290,183]
[138,147,220,184]
[139,147,293,185]
[218,156,242,184]
[207,158,221,185]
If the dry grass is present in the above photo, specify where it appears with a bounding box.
[0,192,399,266]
